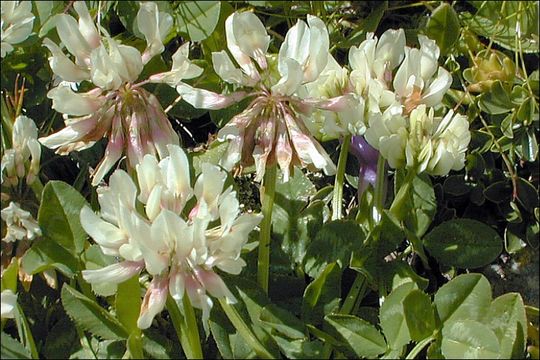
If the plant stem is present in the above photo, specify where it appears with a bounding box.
[389,169,416,221]
[218,298,274,359]
[257,164,277,294]
[332,134,352,220]
[166,295,191,359]
[340,273,367,315]
[373,155,387,222]
[406,335,435,359]
[15,304,38,359]
[182,294,203,359]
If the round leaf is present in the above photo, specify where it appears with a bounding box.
[441,320,500,359]
[424,219,502,268]
[175,1,221,42]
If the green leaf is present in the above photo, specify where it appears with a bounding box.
[302,262,341,326]
[273,168,319,267]
[441,320,500,359]
[325,314,387,358]
[272,337,323,359]
[380,261,429,292]
[1,332,31,359]
[61,284,129,340]
[516,177,539,212]
[477,81,513,115]
[38,180,90,255]
[486,293,527,359]
[379,282,416,350]
[175,1,221,42]
[116,275,142,334]
[1,259,18,292]
[404,174,437,237]
[304,220,365,278]
[190,141,228,174]
[260,304,306,340]
[434,273,492,324]
[21,237,79,278]
[425,3,461,54]
[424,219,502,268]
[403,290,436,341]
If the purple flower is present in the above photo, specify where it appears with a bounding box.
[349,135,380,197]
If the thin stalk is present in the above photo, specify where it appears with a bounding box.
[218,298,274,359]
[166,295,191,359]
[257,164,277,294]
[332,134,352,220]
[182,294,203,359]
[15,304,38,359]
[389,169,416,221]
[406,335,435,359]
[340,273,367,315]
[373,155,387,220]
[29,178,43,202]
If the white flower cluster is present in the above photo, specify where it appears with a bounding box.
[1,201,41,243]
[1,115,41,185]
[81,144,262,329]
[177,12,341,182]
[1,1,34,58]
[303,29,470,176]
[39,1,202,185]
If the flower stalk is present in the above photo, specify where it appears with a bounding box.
[257,164,277,294]
[332,134,352,220]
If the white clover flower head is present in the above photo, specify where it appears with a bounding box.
[1,289,17,318]
[1,202,41,243]
[81,145,262,330]
[365,104,470,176]
[0,1,34,58]
[393,35,452,115]
[1,115,41,185]
[177,12,342,182]
[39,1,202,186]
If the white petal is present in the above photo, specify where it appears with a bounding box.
[73,1,100,48]
[176,83,247,110]
[43,39,90,82]
[82,261,143,284]
[165,144,192,204]
[80,206,126,250]
[137,2,172,63]
[1,290,17,319]
[47,85,105,116]
[272,58,303,96]
[278,19,310,75]
[55,14,92,63]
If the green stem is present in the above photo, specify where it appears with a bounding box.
[332,134,352,220]
[182,294,203,359]
[406,335,435,359]
[166,295,191,359]
[218,298,274,359]
[15,304,38,359]
[373,156,386,216]
[257,164,277,294]
[340,273,367,315]
[29,178,43,202]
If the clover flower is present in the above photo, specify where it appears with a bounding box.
[1,115,41,185]
[0,1,34,58]
[177,12,341,182]
[365,104,470,176]
[1,289,17,318]
[1,201,41,243]
[81,144,262,329]
[39,1,202,185]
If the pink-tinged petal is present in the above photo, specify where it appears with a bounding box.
[48,85,105,116]
[82,261,144,284]
[91,121,124,186]
[176,83,248,110]
[145,92,180,158]
[252,116,276,182]
[194,268,237,303]
[126,107,151,166]
[284,112,336,175]
[301,94,354,112]
[275,119,293,181]
[137,277,169,329]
